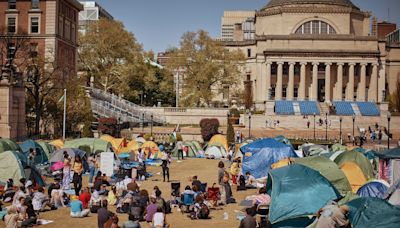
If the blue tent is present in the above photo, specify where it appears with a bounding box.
[347,197,400,228]
[19,140,48,165]
[50,148,89,172]
[357,181,389,198]
[266,164,341,224]
[240,138,297,179]
[373,147,400,159]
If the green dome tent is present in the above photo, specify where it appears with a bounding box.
[172,141,204,158]
[331,143,347,152]
[19,140,48,165]
[266,164,341,225]
[293,156,352,194]
[36,141,57,158]
[334,150,374,180]
[63,138,113,155]
[0,139,22,153]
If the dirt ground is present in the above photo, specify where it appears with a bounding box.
[1,158,257,228]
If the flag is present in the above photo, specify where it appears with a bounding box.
[58,94,64,103]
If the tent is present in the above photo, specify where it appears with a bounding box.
[36,141,57,158]
[240,138,297,179]
[19,140,48,165]
[204,146,227,159]
[340,162,367,193]
[63,138,113,154]
[384,179,400,206]
[100,135,127,154]
[274,135,293,149]
[346,197,400,228]
[49,139,64,149]
[208,134,228,152]
[301,144,329,156]
[265,164,340,224]
[357,180,389,198]
[351,147,376,160]
[0,139,22,153]
[0,151,45,186]
[172,141,204,158]
[120,140,140,153]
[373,147,400,159]
[141,141,161,159]
[334,150,374,180]
[331,143,347,152]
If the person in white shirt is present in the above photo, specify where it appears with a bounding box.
[245,172,257,189]
[152,206,169,228]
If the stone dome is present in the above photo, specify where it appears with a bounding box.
[262,0,359,10]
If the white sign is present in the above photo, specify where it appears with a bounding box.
[100,152,114,177]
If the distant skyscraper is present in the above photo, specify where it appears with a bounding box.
[78,1,113,34]
[220,11,255,41]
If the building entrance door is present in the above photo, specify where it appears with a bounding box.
[318,79,325,102]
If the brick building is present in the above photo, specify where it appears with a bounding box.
[0,0,83,77]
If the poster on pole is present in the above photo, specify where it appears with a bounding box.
[100,152,114,177]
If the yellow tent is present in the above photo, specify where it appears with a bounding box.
[271,158,292,169]
[100,135,127,154]
[209,134,229,152]
[141,141,161,158]
[340,162,367,193]
[120,140,139,153]
[49,139,64,149]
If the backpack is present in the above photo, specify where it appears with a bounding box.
[198,203,210,219]
[237,175,246,191]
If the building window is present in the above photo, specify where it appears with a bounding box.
[295,20,337,35]
[271,64,277,75]
[7,17,16,33]
[30,17,39,34]
[58,17,64,37]
[65,21,71,40]
[31,0,39,9]
[247,49,251,58]
[71,24,76,43]
[294,87,299,98]
[8,0,16,9]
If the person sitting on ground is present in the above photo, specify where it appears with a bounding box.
[20,199,37,228]
[311,201,349,228]
[12,186,26,207]
[192,185,201,198]
[108,186,118,206]
[127,180,139,193]
[239,207,257,228]
[191,176,202,192]
[50,189,65,208]
[32,187,53,212]
[145,195,158,223]
[47,178,61,198]
[89,189,102,213]
[155,190,166,212]
[248,187,271,216]
[245,172,257,189]
[15,196,26,212]
[98,200,114,228]
[70,195,90,218]
[79,187,91,209]
[138,189,149,209]
[93,171,103,191]
[4,205,19,228]
[190,195,210,220]
[152,206,170,228]
[3,179,15,202]
[182,185,195,196]
[123,214,141,228]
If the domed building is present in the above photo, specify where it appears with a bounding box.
[224,0,398,115]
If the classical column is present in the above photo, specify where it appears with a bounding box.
[357,63,367,101]
[336,63,344,101]
[311,62,319,101]
[378,61,386,102]
[299,62,307,100]
[346,63,355,101]
[276,62,284,100]
[266,62,272,100]
[369,63,378,102]
[325,63,332,102]
[287,62,295,100]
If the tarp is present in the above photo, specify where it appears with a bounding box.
[274,135,293,149]
[36,141,57,158]
[373,147,400,159]
[100,135,127,154]
[0,151,45,186]
[205,146,227,159]
[0,139,21,153]
[334,150,374,180]
[340,162,367,193]
[208,134,228,152]
[266,164,340,224]
[357,180,389,198]
[19,140,48,165]
[240,138,297,179]
[346,197,400,228]
[63,138,112,154]
[49,139,64,149]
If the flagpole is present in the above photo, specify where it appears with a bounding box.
[63,89,67,141]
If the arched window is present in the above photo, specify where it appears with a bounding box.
[295,20,336,35]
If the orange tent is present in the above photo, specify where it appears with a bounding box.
[340,162,367,193]
[49,139,64,149]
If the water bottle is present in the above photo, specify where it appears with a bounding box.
[223,212,228,220]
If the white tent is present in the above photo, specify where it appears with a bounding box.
[205,146,227,159]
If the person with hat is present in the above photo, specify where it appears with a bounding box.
[70,195,90,218]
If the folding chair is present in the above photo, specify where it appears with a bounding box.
[171,182,180,197]
[256,204,270,227]
[206,184,220,206]
[180,193,195,213]
[200,183,207,193]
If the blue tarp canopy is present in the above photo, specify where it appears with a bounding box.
[240,138,297,179]
[266,164,341,224]
[19,140,48,165]
[373,147,400,159]
[357,181,389,198]
[347,197,400,228]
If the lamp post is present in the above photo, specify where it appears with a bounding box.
[325,112,328,141]
[387,112,391,149]
[248,112,252,138]
[339,116,343,144]
[313,113,316,141]
[352,114,356,146]
[141,112,144,132]
[150,114,154,136]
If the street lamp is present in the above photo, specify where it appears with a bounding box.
[141,112,144,132]
[150,114,154,136]
[313,113,316,141]
[248,111,252,138]
[352,114,356,146]
[339,116,343,144]
[387,112,391,149]
[325,113,328,141]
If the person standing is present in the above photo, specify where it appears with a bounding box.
[72,156,84,196]
[217,161,226,205]
[88,154,96,185]
[176,141,184,160]
[161,151,171,182]
[230,159,240,185]
[62,153,72,190]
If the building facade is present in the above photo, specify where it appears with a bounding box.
[220,11,255,41]
[78,0,113,34]
[223,0,400,111]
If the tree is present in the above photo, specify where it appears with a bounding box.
[166,30,245,107]
[227,120,235,145]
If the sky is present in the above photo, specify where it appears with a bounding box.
[92,0,400,53]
